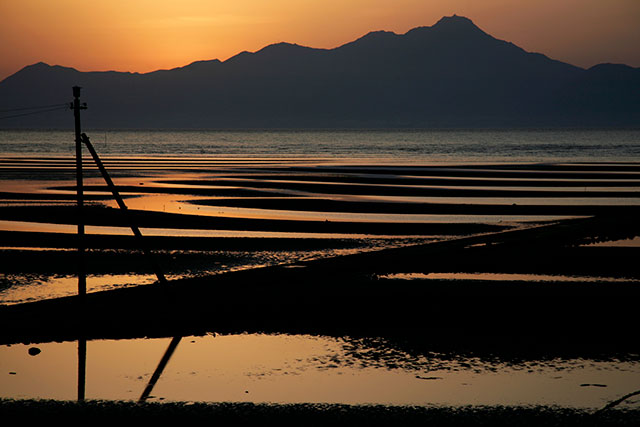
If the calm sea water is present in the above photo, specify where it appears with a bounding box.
[1,129,639,162]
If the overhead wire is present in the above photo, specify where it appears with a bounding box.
[0,105,69,120]
[0,102,69,113]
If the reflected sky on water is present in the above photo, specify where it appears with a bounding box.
[2,333,640,409]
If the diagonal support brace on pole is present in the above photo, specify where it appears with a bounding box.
[82,132,181,405]
[81,133,168,286]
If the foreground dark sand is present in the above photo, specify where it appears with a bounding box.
[1,399,639,425]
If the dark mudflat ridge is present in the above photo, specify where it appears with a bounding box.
[0,231,380,252]
[162,174,640,187]
[48,181,640,198]
[0,205,509,237]
[189,198,640,216]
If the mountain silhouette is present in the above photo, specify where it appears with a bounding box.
[1,15,638,128]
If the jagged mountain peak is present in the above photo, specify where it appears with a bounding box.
[417,14,488,37]
[434,14,477,28]
[257,42,317,54]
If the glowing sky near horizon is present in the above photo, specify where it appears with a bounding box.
[1,0,639,81]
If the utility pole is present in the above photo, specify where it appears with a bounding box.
[72,86,87,298]
[70,90,177,402]
[71,86,87,402]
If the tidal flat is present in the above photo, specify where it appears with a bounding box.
[1,155,639,422]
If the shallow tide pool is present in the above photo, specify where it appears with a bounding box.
[1,334,639,409]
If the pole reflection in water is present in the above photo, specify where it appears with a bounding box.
[78,337,86,401]
[139,336,182,403]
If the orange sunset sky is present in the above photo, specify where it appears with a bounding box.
[1,0,639,82]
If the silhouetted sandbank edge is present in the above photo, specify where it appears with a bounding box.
[2,218,640,349]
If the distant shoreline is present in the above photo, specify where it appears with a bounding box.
[3,126,640,132]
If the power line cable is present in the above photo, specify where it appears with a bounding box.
[0,103,68,113]
[0,105,69,120]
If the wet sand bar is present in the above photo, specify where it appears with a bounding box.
[2,219,639,351]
